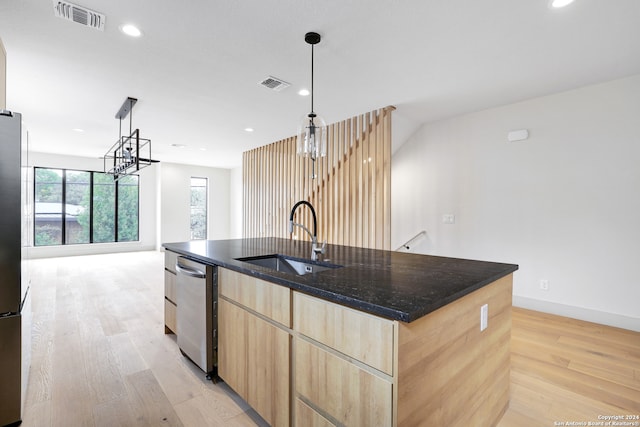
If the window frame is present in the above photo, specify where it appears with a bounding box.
[33,166,140,246]
[190,176,208,240]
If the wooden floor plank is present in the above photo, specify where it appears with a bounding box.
[93,397,139,427]
[499,307,640,426]
[124,369,185,427]
[108,332,149,377]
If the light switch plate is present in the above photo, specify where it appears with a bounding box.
[442,214,455,224]
[480,304,488,331]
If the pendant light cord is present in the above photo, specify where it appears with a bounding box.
[310,43,315,116]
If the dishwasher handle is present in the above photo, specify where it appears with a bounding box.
[175,262,206,278]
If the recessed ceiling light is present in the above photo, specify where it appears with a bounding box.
[171,143,186,148]
[72,128,84,133]
[298,89,310,96]
[244,127,254,133]
[120,24,142,37]
[550,0,576,8]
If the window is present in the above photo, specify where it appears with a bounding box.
[34,167,139,246]
[92,172,115,243]
[117,175,140,242]
[34,168,63,246]
[65,170,91,244]
[190,177,207,240]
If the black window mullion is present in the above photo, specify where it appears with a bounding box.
[89,172,94,243]
[61,169,66,244]
[114,179,119,242]
[32,167,37,246]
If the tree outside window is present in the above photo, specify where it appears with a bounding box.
[118,175,139,242]
[66,170,90,244]
[190,177,207,240]
[34,168,63,246]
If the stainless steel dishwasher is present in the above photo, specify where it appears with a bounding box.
[175,256,218,379]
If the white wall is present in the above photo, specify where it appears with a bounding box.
[159,162,231,244]
[392,74,640,331]
[229,166,243,238]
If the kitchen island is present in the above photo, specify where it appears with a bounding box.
[163,238,518,427]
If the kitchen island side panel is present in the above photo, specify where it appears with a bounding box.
[396,274,513,427]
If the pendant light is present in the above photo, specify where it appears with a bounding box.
[297,31,327,179]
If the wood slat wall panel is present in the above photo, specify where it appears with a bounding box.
[242,107,393,249]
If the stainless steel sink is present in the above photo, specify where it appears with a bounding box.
[235,254,342,276]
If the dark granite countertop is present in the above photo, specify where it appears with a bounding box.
[162,238,518,323]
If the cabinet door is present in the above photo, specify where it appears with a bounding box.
[219,299,290,427]
[295,338,392,427]
[295,398,335,427]
[164,270,176,303]
[164,250,178,334]
[164,299,177,334]
[164,261,177,334]
[219,299,248,397]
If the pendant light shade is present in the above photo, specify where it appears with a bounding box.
[297,112,327,159]
[297,31,326,179]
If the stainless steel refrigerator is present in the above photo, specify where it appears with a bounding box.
[0,110,30,427]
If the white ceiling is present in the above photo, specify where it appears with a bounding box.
[1,0,639,169]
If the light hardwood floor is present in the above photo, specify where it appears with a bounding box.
[21,251,639,426]
[23,251,268,427]
[498,307,640,426]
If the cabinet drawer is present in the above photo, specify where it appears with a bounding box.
[219,268,291,327]
[164,250,179,273]
[164,299,177,334]
[295,338,392,427]
[295,398,335,427]
[293,291,395,375]
[164,270,176,303]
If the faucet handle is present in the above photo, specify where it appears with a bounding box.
[313,240,327,254]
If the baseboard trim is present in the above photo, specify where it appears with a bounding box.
[28,242,157,259]
[513,296,640,332]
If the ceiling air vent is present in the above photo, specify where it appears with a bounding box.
[259,76,291,92]
[52,0,105,31]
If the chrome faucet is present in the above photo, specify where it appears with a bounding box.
[289,200,326,261]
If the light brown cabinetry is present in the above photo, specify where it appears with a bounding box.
[218,268,291,427]
[394,275,513,427]
[163,250,178,334]
[294,337,393,426]
[219,267,290,327]
[293,291,395,375]
[293,292,395,426]
[293,274,513,427]
[294,399,334,427]
[217,266,513,427]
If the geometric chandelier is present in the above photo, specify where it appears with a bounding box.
[104,97,157,181]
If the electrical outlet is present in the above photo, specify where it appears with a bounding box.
[539,279,549,291]
[480,304,488,331]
